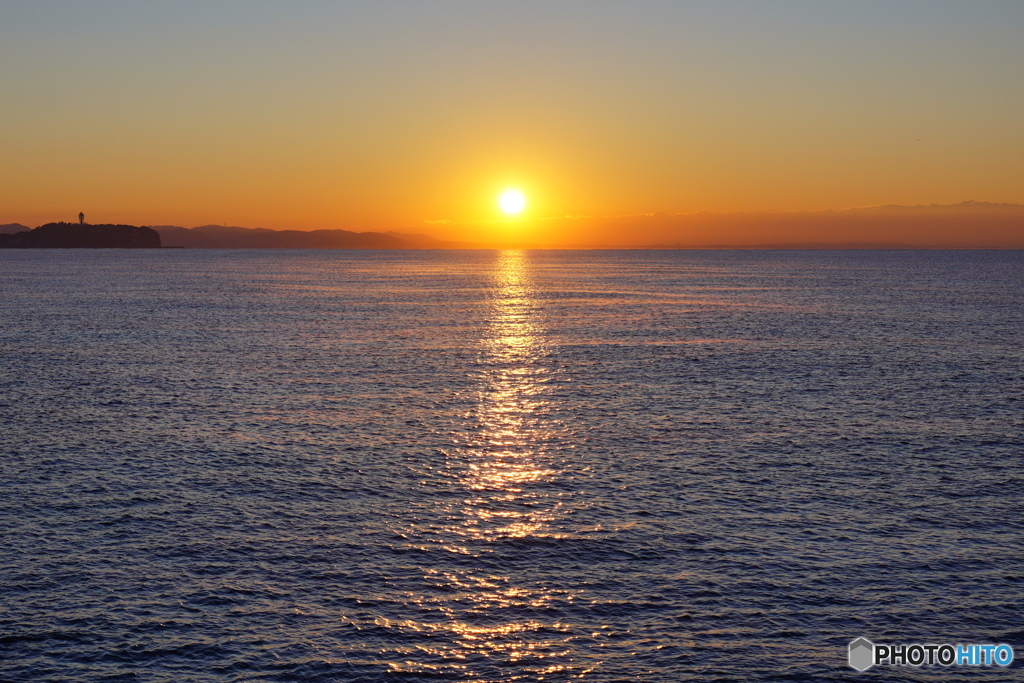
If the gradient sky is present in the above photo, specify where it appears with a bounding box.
[2,1,1023,242]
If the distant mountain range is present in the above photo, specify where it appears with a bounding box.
[153,225,464,249]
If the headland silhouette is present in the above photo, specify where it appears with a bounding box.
[0,222,162,249]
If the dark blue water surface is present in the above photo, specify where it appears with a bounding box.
[1,249,1021,682]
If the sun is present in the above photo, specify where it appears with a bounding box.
[498,189,527,216]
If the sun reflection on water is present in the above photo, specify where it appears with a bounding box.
[374,250,587,679]
[454,250,562,541]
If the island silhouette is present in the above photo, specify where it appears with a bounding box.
[0,222,162,249]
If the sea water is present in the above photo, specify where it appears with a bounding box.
[1,249,1021,681]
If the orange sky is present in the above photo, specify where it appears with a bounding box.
[2,2,1023,246]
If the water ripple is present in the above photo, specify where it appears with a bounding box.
[1,249,1021,681]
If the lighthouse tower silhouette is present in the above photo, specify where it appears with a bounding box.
[79,212,85,226]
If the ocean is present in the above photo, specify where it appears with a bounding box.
[1,249,1021,681]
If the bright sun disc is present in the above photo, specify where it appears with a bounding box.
[498,189,527,215]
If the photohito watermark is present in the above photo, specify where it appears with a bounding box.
[848,637,1014,672]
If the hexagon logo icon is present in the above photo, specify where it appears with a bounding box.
[849,637,874,671]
